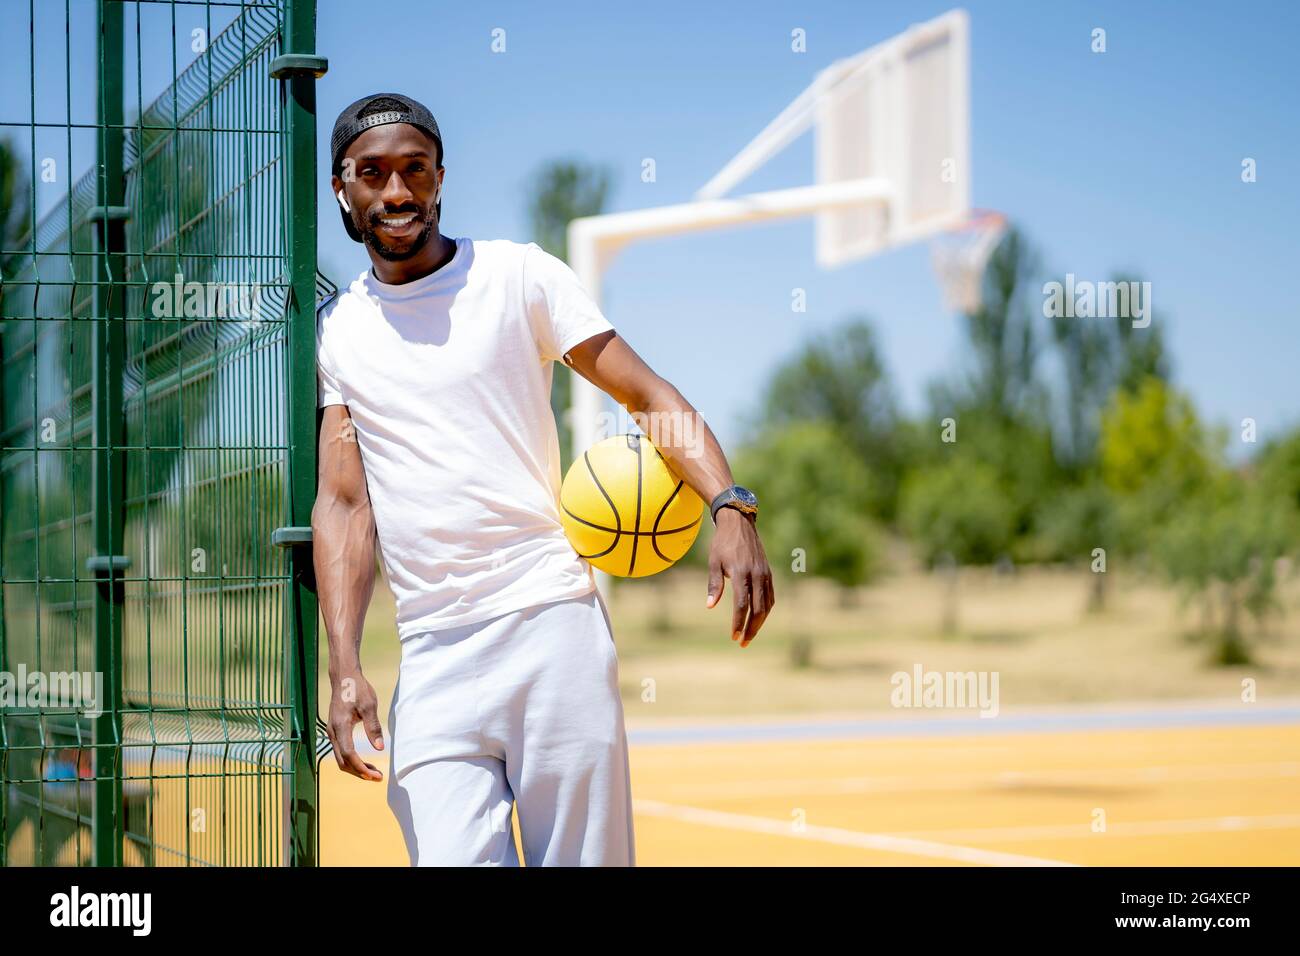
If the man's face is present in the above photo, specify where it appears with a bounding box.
[334,124,442,261]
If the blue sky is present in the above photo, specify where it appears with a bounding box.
[331,0,1300,454]
[6,0,1297,454]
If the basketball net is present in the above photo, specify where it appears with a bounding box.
[929,210,1007,314]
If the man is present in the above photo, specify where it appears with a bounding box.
[314,93,774,867]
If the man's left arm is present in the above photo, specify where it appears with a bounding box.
[562,331,774,648]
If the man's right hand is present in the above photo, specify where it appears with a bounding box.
[314,403,382,781]
[326,668,385,781]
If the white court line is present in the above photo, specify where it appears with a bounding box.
[646,761,1300,801]
[633,798,1078,867]
[898,814,1300,845]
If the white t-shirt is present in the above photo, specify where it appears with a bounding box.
[316,237,615,638]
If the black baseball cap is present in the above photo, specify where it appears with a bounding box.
[330,93,444,243]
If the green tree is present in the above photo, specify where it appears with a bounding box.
[526,160,613,475]
[1047,272,1170,471]
[1,135,33,279]
[1098,376,1218,542]
[928,411,1059,547]
[935,225,1044,427]
[1256,426,1300,514]
[1035,480,1119,611]
[1109,275,1171,394]
[899,459,1016,633]
[747,317,903,520]
[1154,482,1298,664]
[731,421,880,601]
[900,459,1016,567]
[924,225,1058,545]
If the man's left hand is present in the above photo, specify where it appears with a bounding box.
[705,508,775,648]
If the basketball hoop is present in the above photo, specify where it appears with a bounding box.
[929,210,1007,314]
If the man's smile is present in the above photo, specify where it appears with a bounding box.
[375,210,422,238]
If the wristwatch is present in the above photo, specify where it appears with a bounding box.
[709,485,758,525]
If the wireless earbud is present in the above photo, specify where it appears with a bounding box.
[336,189,350,213]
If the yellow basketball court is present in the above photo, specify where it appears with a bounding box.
[321,703,1300,866]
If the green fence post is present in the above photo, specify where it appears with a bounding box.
[0,289,7,870]
[273,0,328,867]
[91,0,127,869]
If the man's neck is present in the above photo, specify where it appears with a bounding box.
[370,234,456,285]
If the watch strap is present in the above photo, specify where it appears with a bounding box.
[710,486,756,524]
[709,488,734,524]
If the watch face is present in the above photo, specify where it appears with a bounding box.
[734,486,758,507]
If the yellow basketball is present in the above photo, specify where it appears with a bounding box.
[560,433,704,577]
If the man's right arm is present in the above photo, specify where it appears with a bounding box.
[312,404,384,781]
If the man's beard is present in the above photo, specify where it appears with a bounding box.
[361,205,437,261]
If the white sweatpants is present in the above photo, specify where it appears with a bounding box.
[385,588,635,866]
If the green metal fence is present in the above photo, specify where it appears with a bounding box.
[1,0,330,866]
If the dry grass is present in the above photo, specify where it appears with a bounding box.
[322,564,1300,727]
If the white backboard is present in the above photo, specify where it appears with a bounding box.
[815,9,970,267]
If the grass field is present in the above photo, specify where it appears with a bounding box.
[329,564,1300,723]
[318,564,1300,865]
